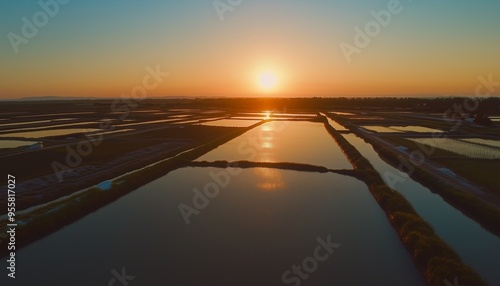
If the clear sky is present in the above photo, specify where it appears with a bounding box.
[1,0,499,98]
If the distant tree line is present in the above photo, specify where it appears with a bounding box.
[2,97,499,117]
[186,97,500,114]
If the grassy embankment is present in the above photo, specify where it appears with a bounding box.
[321,115,487,286]
[187,160,361,178]
[334,113,500,238]
[0,122,264,257]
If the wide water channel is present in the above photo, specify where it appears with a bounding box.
[2,121,424,285]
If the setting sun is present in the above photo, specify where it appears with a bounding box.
[259,72,277,91]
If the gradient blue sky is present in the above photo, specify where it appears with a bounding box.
[1,0,499,98]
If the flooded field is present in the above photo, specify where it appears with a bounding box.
[362,126,443,133]
[198,119,261,127]
[408,138,500,159]
[1,103,497,286]
[1,121,98,133]
[0,118,74,128]
[0,128,100,139]
[4,122,423,285]
[0,140,39,149]
[14,112,95,118]
[197,121,352,169]
[322,114,348,131]
[114,118,181,127]
[230,116,267,120]
[2,0,500,281]
[92,129,135,136]
[331,112,356,116]
[461,138,500,149]
[272,113,318,119]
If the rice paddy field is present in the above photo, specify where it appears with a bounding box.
[0,98,499,285]
[362,125,444,133]
[407,138,500,159]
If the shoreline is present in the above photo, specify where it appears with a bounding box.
[321,115,487,285]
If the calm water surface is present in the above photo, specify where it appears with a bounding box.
[0,121,427,285]
[6,168,422,286]
[197,121,352,169]
[199,119,261,127]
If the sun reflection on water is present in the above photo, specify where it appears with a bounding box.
[254,168,285,191]
[257,123,275,161]
[262,142,273,149]
[253,122,285,191]
[264,111,271,120]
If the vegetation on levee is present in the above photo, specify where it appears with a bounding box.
[340,114,500,238]
[371,141,500,238]
[0,121,264,258]
[186,160,361,178]
[321,115,487,285]
[330,111,500,230]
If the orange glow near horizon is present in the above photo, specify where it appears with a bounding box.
[2,2,500,98]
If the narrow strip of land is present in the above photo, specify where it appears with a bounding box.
[186,160,360,178]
